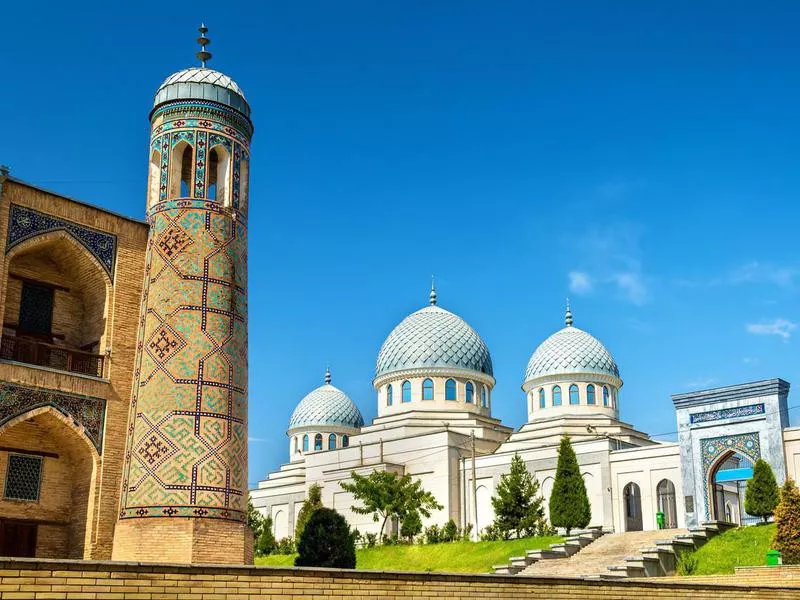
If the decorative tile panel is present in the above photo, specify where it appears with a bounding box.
[700,432,761,520]
[0,382,106,452]
[690,403,765,424]
[6,204,117,280]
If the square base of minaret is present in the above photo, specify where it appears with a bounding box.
[112,518,254,564]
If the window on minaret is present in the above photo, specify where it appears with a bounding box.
[466,382,474,403]
[569,384,579,405]
[445,379,456,400]
[180,145,192,197]
[208,149,219,200]
[422,379,434,400]
[539,388,546,408]
[402,381,411,402]
[386,384,393,406]
[587,384,596,405]
[552,385,562,406]
[328,434,336,450]
[314,434,323,451]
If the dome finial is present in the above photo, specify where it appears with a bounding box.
[324,365,332,385]
[196,24,212,67]
[430,275,437,305]
[565,298,573,327]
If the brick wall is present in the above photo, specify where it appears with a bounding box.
[652,565,800,587]
[0,559,798,600]
[0,179,149,560]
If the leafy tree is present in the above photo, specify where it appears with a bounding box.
[491,453,546,539]
[255,515,276,556]
[295,507,356,569]
[400,511,423,541]
[549,435,591,535]
[246,497,265,552]
[295,483,324,540]
[773,478,800,564]
[745,459,779,524]
[441,519,458,542]
[340,471,442,539]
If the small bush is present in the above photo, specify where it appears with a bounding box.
[255,517,276,556]
[441,519,458,542]
[274,537,295,554]
[295,507,356,569]
[364,532,378,548]
[479,523,502,541]
[676,551,698,575]
[401,511,423,541]
[461,523,474,541]
[424,524,441,544]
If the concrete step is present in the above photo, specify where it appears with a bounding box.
[700,520,737,533]
[492,564,523,575]
[624,554,662,577]
[675,532,708,547]
[565,535,594,548]
[607,564,646,578]
[526,548,567,560]
[549,541,583,556]
[656,537,696,551]
[509,555,533,568]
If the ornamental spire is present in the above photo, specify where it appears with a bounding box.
[196,24,212,67]
[324,366,332,385]
[430,275,437,305]
[565,298,573,327]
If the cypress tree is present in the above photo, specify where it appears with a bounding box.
[295,483,323,540]
[491,453,546,539]
[744,459,779,524]
[773,478,800,564]
[295,507,356,569]
[549,435,590,535]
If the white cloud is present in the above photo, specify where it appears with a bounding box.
[568,271,593,295]
[718,261,799,287]
[746,319,797,340]
[612,272,648,305]
[248,436,269,443]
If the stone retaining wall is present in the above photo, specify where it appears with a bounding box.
[1,558,799,599]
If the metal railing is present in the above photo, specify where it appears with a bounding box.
[0,336,105,377]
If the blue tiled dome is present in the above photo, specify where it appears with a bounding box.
[288,379,364,431]
[375,305,493,379]
[525,325,619,382]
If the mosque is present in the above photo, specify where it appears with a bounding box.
[251,288,800,539]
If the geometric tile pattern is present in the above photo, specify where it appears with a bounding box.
[288,374,364,431]
[525,325,619,382]
[6,204,118,280]
[375,305,493,378]
[0,381,107,452]
[119,105,250,523]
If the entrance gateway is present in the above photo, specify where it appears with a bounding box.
[673,379,789,528]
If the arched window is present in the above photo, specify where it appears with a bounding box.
[481,387,488,408]
[240,158,250,211]
[293,436,298,454]
[552,385,562,406]
[656,479,678,528]
[386,384,393,406]
[603,386,609,406]
[465,382,474,403]
[587,384,596,405]
[569,384,580,405]
[180,144,192,197]
[342,435,349,447]
[539,388,546,409]
[302,434,309,452]
[328,433,337,450]
[611,388,617,408]
[445,379,457,401]
[314,433,323,451]
[402,381,412,403]
[207,146,231,204]
[208,148,219,200]
[148,150,161,207]
[422,378,434,400]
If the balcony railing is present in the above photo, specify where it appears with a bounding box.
[0,336,105,378]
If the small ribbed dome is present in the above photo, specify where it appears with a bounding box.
[154,67,250,117]
[525,325,619,382]
[375,303,493,379]
[288,373,364,431]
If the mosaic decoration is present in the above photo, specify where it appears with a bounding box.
[700,432,761,520]
[6,204,117,280]
[690,403,765,424]
[119,107,250,523]
[0,381,106,452]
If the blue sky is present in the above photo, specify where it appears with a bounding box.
[3,2,800,486]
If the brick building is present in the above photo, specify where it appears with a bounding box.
[0,26,253,563]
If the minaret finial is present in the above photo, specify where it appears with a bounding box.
[324,366,332,385]
[565,298,573,327]
[430,275,437,305]
[196,24,212,67]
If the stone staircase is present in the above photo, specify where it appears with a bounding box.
[512,521,736,579]
[492,527,607,575]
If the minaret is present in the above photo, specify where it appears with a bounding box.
[113,26,254,564]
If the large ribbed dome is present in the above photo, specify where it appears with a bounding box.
[375,291,493,379]
[288,371,364,431]
[525,325,619,382]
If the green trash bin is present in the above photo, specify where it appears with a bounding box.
[656,511,665,530]
[767,550,782,566]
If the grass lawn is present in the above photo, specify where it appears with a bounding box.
[688,524,776,575]
[255,535,563,574]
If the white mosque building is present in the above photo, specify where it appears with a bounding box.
[251,287,800,539]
